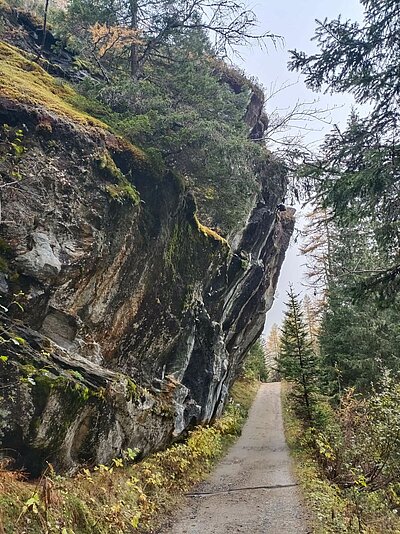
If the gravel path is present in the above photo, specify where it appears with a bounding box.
[164,382,310,533]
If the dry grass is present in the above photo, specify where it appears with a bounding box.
[0,379,259,533]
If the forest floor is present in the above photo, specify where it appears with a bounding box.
[164,382,311,533]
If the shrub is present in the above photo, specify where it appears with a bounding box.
[0,378,259,533]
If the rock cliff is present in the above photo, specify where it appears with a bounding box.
[0,35,294,475]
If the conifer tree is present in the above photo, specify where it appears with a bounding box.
[264,324,281,381]
[243,339,269,382]
[61,0,277,78]
[302,295,321,356]
[290,0,400,298]
[277,286,318,422]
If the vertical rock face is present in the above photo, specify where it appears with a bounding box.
[0,59,294,474]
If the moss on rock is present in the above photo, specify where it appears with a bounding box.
[194,214,229,247]
[0,41,106,129]
[96,150,141,204]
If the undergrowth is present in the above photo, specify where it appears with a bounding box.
[282,383,400,534]
[0,378,259,534]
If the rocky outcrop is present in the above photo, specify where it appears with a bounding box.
[0,46,294,475]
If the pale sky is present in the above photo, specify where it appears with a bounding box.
[233,0,365,335]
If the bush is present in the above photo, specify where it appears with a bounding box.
[57,21,266,235]
[283,382,400,533]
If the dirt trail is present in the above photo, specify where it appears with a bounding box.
[164,382,310,533]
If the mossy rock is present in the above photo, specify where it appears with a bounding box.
[0,41,106,129]
[97,150,141,204]
[194,214,229,247]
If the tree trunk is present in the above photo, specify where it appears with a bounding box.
[37,0,50,59]
[130,0,139,79]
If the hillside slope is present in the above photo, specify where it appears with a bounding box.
[0,6,294,475]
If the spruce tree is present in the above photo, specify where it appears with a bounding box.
[289,0,400,298]
[277,287,318,422]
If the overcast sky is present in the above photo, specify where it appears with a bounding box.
[233,0,365,335]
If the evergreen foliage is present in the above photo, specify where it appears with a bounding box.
[290,0,400,298]
[302,212,400,397]
[277,287,318,422]
[284,2,400,527]
[289,0,400,396]
[264,324,281,381]
[45,0,271,234]
[318,247,400,397]
[242,339,268,382]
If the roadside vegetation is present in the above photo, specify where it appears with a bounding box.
[283,383,400,534]
[0,376,259,534]
[242,339,269,382]
[269,2,400,531]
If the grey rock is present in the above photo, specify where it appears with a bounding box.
[40,307,78,349]
[0,95,294,474]
[15,231,62,281]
